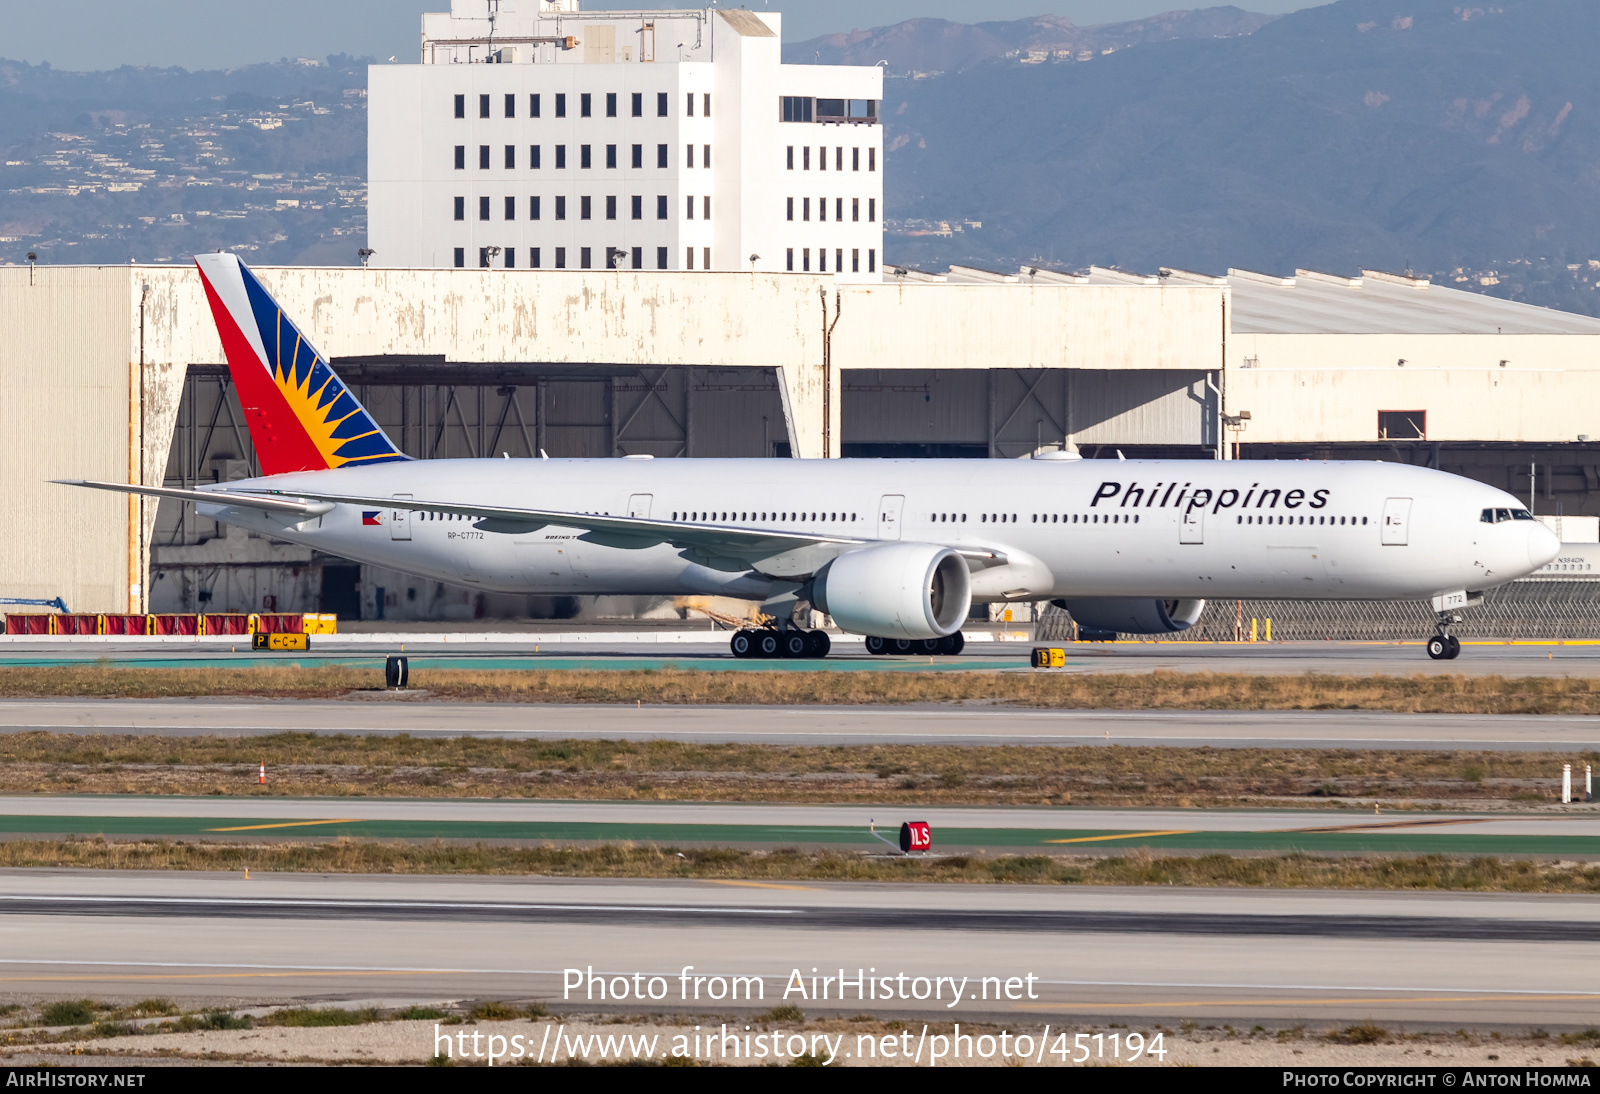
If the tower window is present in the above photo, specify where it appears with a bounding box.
[454,94,465,119]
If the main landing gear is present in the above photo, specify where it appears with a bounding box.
[730,628,832,659]
[865,632,965,657]
[1426,610,1463,660]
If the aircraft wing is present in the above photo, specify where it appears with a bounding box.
[57,481,1004,579]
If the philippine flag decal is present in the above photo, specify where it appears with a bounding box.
[362,511,383,526]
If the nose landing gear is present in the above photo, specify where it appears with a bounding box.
[1426,610,1463,660]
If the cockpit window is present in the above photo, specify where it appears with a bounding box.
[1496,508,1512,523]
[1482,508,1530,523]
[1481,509,1495,523]
[1511,509,1535,520]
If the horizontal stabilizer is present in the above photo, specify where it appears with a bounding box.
[56,480,336,518]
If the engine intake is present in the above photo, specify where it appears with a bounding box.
[812,542,971,640]
[1055,598,1206,636]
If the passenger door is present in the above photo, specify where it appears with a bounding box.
[389,494,412,541]
[627,494,653,519]
[1382,497,1412,546]
[1179,503,1204,545]
[878,495,904,540]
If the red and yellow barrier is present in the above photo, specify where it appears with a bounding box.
[3,613,335,636]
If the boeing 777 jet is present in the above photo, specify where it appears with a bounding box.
[64,254,1560,660]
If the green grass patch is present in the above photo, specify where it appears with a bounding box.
[14,664,1600,715]
[4,838,1600,893]
[261,1006,381,1028]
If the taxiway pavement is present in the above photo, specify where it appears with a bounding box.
[4,637,1600,677]
[5,869,1600,1027]
[3,697,1600,751]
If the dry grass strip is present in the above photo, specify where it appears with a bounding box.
[14,838,1600,893]
[4,732,1591,806]
[10,665,1600,712]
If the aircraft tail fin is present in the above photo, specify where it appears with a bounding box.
[193,253,408,475]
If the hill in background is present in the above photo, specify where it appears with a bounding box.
[845,0,1600,314]
[6,2,1600,315]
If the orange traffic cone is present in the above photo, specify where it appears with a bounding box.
[258,762,266,785]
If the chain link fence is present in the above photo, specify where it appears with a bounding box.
[1034,579,1600,642]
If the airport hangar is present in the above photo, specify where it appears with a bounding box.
[5,260,1600,621]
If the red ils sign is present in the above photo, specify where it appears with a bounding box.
[899,821,932,854]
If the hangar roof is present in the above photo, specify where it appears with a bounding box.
[916,263,1600,336]
[1176,267,1600,336]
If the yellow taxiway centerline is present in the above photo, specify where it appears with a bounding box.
[1043,830,1194,844]
[204,819,362,832]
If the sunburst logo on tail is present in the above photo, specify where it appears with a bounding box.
[195,253,408,475]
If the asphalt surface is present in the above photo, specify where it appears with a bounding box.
[6,870,1600,1026]
[6,635,1600,676]
[5,697,1600,751]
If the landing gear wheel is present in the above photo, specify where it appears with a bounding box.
[891,638,914,655]
[730,630,755,658]
[1427,635,1450,660]
[865,636,888,655]
[757,630,781,658]
[1445,635,1461,659]
[935,633,964,656]
[805,630,831,657]
[780,630,809,658]
[946,631,965,655]
[914,638,942,655]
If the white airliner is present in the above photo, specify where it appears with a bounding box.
[65,254,1559,660]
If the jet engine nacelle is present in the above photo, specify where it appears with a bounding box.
[1056,597,1206,635]
[812,542,972,640]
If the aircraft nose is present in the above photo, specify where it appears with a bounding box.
[1528,521,1560,569]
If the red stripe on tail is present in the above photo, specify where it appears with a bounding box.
[196,264,330,475]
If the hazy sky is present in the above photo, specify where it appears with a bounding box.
[0,1,1330,71]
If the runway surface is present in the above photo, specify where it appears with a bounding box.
[5,636,1600,676]
[6,869,1600,1026]
[8,797,1600,854]
[5,697,1600,751]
